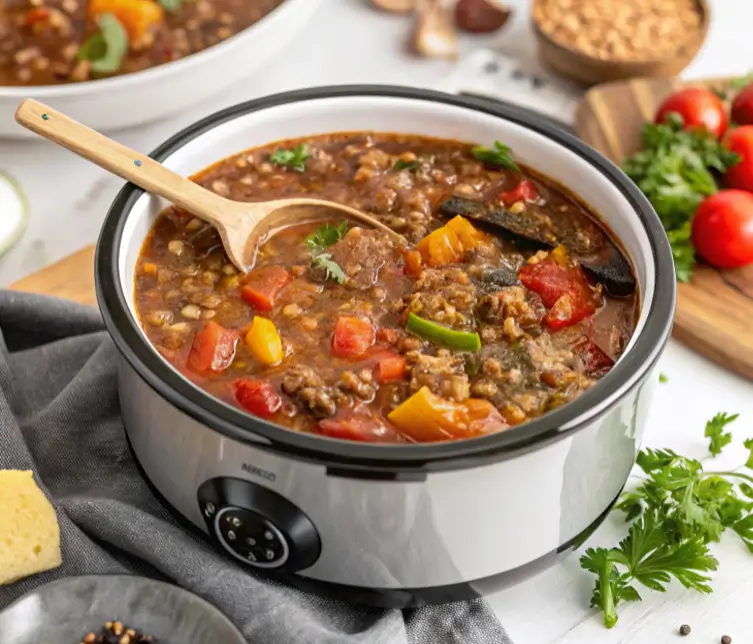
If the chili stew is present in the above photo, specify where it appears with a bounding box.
[0,0,284,86]
[134,133,638,444]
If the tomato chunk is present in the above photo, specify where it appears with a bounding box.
[331,316,375,359]
[319,414,401,442]
[235,379,282,419]
[519,255,598,330]
[499,179,538,206]
[240,265,292,311]
[573,339,615,376]
[186,321,238,374]
[373,352,407,383]
[24,8,50,26]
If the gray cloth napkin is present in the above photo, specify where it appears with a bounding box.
[0,290,512,644]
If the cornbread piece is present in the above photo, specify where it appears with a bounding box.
[0,470,62,585]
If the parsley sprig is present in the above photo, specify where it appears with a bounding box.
[471,140,520,172]
[77,13,128,74]
[306,221,348,284]
[622,114,740,282]
[269,144,312,173]
[581,412,753,628]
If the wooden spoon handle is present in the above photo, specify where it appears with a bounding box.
[15,99,227,227]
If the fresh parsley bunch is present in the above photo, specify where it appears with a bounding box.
[580,412,753,628]
[622,114,739,282]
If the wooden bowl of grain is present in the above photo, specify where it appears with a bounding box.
[531,0,710,86]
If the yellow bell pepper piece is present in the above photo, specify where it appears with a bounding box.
[415,226,463,267]
[245,316,283,366]
[445,215,484,250]
[389,386,507,442]
[89,0,164,43]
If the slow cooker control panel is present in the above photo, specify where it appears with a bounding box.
[198,477,320,572]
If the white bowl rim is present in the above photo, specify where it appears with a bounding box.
[95,85,676,473]
[0,0,304,97]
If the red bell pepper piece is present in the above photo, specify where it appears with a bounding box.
[519,256,598,330]
[573,339,615,376]
[318,414,401,442]
[186,321,238,374]
[24,8,51,26]
[331,316,375,359]
[373,351,407,383]
[235,378,282,419]
[240,266,292,311]
[499,180,538,206]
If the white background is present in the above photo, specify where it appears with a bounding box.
[2,1,753,642]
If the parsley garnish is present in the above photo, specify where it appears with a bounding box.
[77,13,128,74]
[622,114,740,282]
[157,0,183,10]
[305,221,348,255]
[581,412,753,628]
[269,144,311,173]
[312,253,345,284]
[393,159,418,171]
[306,221,347,284]
[471,141,520,172]
[659,372,668,383]
[705,412,738,456]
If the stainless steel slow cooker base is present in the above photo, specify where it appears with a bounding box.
[120,360,654,607]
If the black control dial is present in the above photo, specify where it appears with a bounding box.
[198,477,320,572]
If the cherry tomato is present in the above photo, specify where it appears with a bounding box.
[731,83,753,127]
[691,190,753,270]
[654,88,728,138]
[723,125,753,193]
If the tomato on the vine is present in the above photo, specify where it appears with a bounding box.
[723,125,753,193]
[731,83,753,127]
[654,88,728,138]
[691,190,753,270]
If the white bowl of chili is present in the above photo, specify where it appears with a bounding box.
[0,0,322,139]
[94,86,676,608]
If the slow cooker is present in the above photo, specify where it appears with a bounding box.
[94,86,676,608]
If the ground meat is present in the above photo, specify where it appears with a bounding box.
[325,228,399,290]
[409,350,470,402]
[337,369,376,401]
[400,268,478,330]
[281,365,337,417]
[476,286,546,331]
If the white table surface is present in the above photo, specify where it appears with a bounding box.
[2,1,752,642]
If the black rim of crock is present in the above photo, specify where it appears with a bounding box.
[95,85,676,472]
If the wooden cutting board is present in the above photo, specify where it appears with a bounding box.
[9,245,96,306]
[575,76,753,381]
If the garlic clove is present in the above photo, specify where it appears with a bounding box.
[455,0,512,34]
[411,0,459,60]
[370,0,417,13]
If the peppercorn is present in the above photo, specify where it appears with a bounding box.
[79,621,156,644]
[679,624,691,636]
[721,636,732,644]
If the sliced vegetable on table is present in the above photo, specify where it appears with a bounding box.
[0,172,28,258]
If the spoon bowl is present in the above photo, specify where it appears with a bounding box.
[15,99,406,272]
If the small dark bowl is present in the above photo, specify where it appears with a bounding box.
[0,575,246,644]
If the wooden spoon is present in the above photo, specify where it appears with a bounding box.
[15,99,407,272]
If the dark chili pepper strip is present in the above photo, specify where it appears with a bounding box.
[406,313,481,351]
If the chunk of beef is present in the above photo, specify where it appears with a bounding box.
[400,268,478,330]
[323,227,399,290]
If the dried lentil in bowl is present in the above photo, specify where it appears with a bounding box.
[532,0,703,62]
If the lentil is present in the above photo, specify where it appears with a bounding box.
[533,0,703,62]
[79,621,155,644]
[679,624,691,636]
